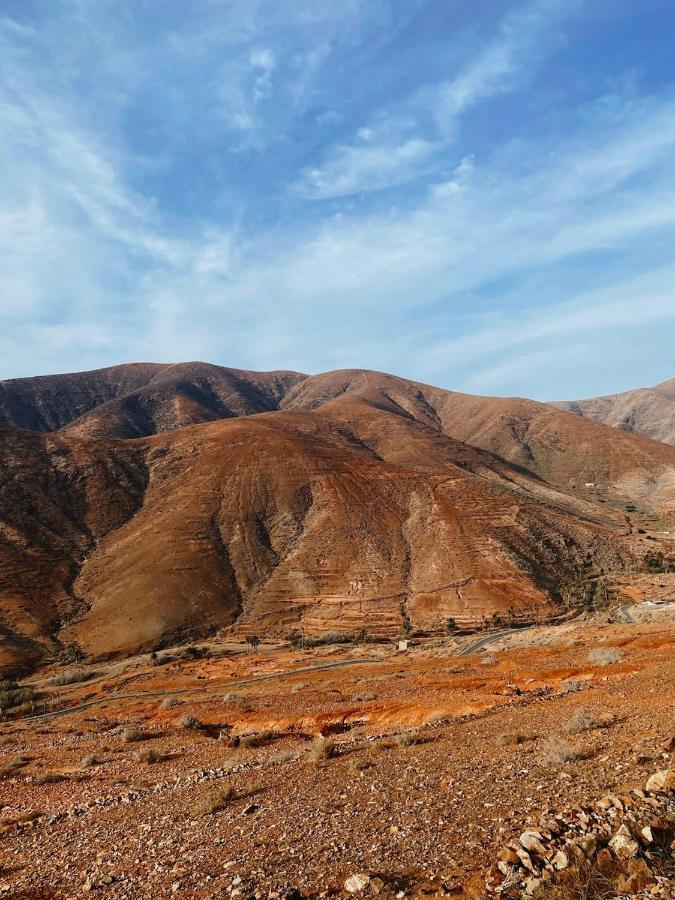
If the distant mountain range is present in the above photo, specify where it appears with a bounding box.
[550,377,675,447]
[1,363,673,673]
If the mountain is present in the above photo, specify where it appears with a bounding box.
[550,377,675,447]
[0,362,307,439]
[1,365,673,673]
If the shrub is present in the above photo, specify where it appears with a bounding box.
[50,667,93,687]
[352,693,377,703]
[541,736,580,765]
[270,749,297,764]
[565,707,613,734]
[291,682,308,694]
[0,681,39,710]
[239,730,280,749]
[395,730,427,748]
[496,731,525,747]
[560,679,585,694]
[35,772,66,785]
[177,714,201,730]
[122,727,150,743]
[588,647,622,666]
[192,782,235,816]
[0,754,30,776]
[159,696,180,710]
[307,736,335,764]
[80,754,101,768]
[480,653,497,666]
[133,748,161,764]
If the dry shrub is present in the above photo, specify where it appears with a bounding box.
[238,729,281,749]
[564,707,614,734]
[395,729,430,747]
[270,749,297,764]
[480,652,497,665]
[50,667,94,686]
[588,647,622,666]
[192,782,235,816]
[34,772,66,785]
[122,726,150,743]
[291,682,308,694]
[0,754,30,778]
[133,747,162,764]
[80,754,101,768]
[496,731,525,747]
[541,736,580,766]
[560,679,585,694]
[351,757,374,772]
[307,736,336,764]
[540,855,627,900]
[352,693,377,703]
[159,696,180,710]
[177,714,201,730]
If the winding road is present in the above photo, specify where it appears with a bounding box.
[21,657,386,723]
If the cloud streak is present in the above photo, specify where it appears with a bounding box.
[1,0,674,401]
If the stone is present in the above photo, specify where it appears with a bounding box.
[344,874,370,894]
[519,831,547,856]
[576,835,597,856]
[552,850,569,870]
[608,824,640,861]
[523,876,542,896]
[645,770,675,793]
[641,826,654,844]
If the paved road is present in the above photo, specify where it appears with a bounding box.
[458,628,525,656]
[616,604,636,624]
[21,657,386,723]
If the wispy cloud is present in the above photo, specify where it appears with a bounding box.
[1,0,674,401]
[294,0,577,200]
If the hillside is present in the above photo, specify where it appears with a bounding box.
[551,376,675,446]
[0,362,307,439]
[1,365,674,671]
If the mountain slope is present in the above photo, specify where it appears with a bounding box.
[0,406,644,669]
[550,377,675,446]
[1,364,674,672]
[60,362,307,438]
[0,363,167,432]
[282,369,675,511]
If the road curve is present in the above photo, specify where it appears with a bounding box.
[616,604,636,624]
[21,657,385,723]
[458,628,527,657]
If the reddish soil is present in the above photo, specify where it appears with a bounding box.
[0,620,673,898]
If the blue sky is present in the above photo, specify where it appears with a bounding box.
[1,0,674,399]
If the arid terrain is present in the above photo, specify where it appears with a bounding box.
[551,377,675,447]
[0,363,673,898]
[0,615,673,898]
[1,364,674,672]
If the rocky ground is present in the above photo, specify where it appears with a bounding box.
[0,620,673,898]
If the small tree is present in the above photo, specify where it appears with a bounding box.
[246,635,260,653]
[445,617,458,634]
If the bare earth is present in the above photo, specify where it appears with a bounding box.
[1,618,673,898]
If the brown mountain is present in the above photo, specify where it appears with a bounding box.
[0,362,306,439]
[550,376,675,447]
[1,365,673,672]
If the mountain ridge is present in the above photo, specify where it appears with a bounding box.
[0,363,673,673]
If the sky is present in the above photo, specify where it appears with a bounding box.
[1,0,675,400]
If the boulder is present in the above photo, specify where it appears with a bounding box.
[344,874,370,894]
[645,769,675,793]
[608,825,639,861]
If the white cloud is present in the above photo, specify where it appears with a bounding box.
[294,0,577,200]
